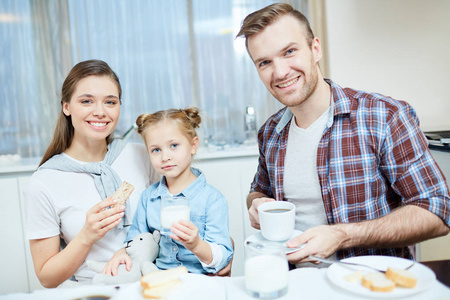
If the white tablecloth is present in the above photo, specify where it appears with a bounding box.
[1,268,449,300]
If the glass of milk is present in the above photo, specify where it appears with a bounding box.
[245,244,289,299]
[160,195,190,235]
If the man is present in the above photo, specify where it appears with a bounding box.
[237,3,450,266]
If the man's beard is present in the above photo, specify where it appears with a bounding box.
[276,61,319,108]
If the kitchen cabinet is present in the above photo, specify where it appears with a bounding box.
[0,177,31,294]
[17,177,44,292]
[0,175,45,295]
[193,150,259,276]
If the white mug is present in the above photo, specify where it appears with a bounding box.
[258,201,295,241]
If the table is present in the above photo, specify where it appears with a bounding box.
[1,267,449,300]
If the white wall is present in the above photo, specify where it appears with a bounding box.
[325,0,450,131]
[324,0,450,261]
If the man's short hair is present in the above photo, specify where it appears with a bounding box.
[236,3,315,49]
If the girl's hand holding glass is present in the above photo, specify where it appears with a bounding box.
[170,219,200,251]
[171,219,213,265]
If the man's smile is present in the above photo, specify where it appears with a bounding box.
[276,76,299,88]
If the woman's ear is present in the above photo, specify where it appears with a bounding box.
[62,102,71,116]
[191,136,200,155]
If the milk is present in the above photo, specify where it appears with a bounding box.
[161,205,190,229]
[245,254,288,294]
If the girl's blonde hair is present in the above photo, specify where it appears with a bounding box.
[136,107,202,141]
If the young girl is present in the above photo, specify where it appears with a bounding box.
[107,107,233,274]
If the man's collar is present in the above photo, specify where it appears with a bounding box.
[276,78,353,133]
[325,78,351,116]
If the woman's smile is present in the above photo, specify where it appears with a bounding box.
[87,121,109,130]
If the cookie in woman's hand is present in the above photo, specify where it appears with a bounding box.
[111,181,134,208]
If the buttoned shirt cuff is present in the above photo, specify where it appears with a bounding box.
[200,242,223,270]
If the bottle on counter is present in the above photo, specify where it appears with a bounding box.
[244,105,257,145]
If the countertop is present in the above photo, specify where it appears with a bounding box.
[0,145,259,176]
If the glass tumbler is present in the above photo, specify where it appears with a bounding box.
[160,195,190,235]
[245,244,289,299]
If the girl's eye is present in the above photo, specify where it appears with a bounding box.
[171,143,179,149]
[81,99,92,104]
[285,49,295,55]
[151,148,160,153]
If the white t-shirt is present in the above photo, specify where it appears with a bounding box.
[284,109,330,232]
[284,106,337,265]
[25,142,158,283]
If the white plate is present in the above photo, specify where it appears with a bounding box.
[245,230,304,254]
[327,255,436,298]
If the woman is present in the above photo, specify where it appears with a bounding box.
[25,59,159,287]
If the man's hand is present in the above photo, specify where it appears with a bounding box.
[285,225,348,264]
[285,205,450,265]
[248,197,275,229]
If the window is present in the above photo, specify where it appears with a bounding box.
[0,0,308,159]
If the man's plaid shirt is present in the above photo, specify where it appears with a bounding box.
[251,79,450,260]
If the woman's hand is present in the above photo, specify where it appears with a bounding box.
[102,247,132,276]
[79,196,125,246]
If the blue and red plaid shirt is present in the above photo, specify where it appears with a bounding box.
[251,79,450,260]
